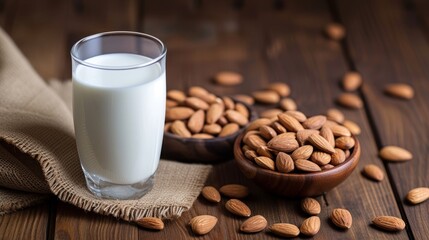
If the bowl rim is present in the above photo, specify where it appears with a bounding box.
[234,132,360,177]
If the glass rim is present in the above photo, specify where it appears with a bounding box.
[70,31,167,70]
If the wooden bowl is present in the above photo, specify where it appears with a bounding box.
[161,102,257,163]
[233,133,361,197]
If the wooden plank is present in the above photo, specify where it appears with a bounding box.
[54,202,138,239]
[141,0,407,239]
[335,0,429,238]
[0,203,49,240]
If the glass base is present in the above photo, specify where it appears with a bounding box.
[83,171,154,200]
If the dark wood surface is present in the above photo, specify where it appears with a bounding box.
[0,0,427,239]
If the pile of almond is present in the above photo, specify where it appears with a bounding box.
[241,111,356,173]
[165,86,250,139]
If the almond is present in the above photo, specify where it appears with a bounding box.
[335,136,355,150]
[189,215,218,235]
[166,99,178,108]
[217,116,229,126]
[269,223,300,238]
[296,129,319,146]
[326,108,345,123]
[219,123,240,137]
[166,107,195,121]
[254,156,275,171]
[222,96,235,110]
[276,152,295,173]
[185,97,210,110]
[136,217,164,230]
[203,124,222,135]
[301,198,321,215]
[278,113,304,132]
[384,83,414,100]
[325,23,346,41]
[362,164,384,181]
[233,94,254,106]
[279,98,297,111]
[240,215,267,233]
[285,110,307,122]
[300,216,321,236]
[330,124,352,137]
[336,93,363,109]
[219,184,249,198]
[214,71,243,86]
[267,82,290,97]
[225,199,251,217]
[192,133,214,139]
[331,148,346,165]
[244,134,266,150]
[342,71,362,91]
[252,90,280,104]
[225,110,249,126]
[201,186,221,203]
[246,118,272,132]
[331,208,352,229]
[235,103,249,118]
[321,164,335,170]
[320,126,335,148]
[342,119,361,135]
[187,110,205,133]
[164,122,171,132]
[188,86,208,96]
[291,145,314,160]
[295,159,322,172]
[345,149,351,158]
[167,89,186,103]
[267,133,299,152]
[303,115,327,130]
[406,187,429,205]
[170,120,192,137]
[311,151,331,165]
[372,216,405,232]
[206,103,224,124]
[379,146,412,162]
[324,119,339,128]
[308,134,336,154]
[257,145,274,158]
[244,150,257,160]
[260,108,283,119]
[271,121,287,134]
[259,125,278,140]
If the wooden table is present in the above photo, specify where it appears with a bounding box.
[1,0,428,239]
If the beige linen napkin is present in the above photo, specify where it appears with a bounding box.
[0,28,212,221]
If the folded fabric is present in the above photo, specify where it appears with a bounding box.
[0,28,211,221]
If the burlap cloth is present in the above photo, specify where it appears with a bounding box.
[0,28,212,221]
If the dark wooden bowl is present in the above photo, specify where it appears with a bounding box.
[233,133,361,197]
[161,102,258,163]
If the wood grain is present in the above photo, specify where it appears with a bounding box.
[335,0,429,238]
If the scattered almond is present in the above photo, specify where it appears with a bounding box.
[326,108,345,123]
[342,72,362,92]
[406,187,429,205]
[301,198,321,215]
[362,164,384,182]
[279,98,297,111]
[336,93,363,109]
[136,217,164,231]
[201,186,221,203]
[325,23,346,41]
[372,216,405,232]
[189,215,218,235]
[252,90,280,104]
[384,83,414,100]
[219,184,249,198]
[300,216,321,236]
[331,208,352,229]
[225,199,251,217]
[379,146,412,162]
[269,223,300,238]
[267,82,290,97]
[214,71,243,86]
[240,215,267,233]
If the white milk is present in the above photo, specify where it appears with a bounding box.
[73,53,165,185]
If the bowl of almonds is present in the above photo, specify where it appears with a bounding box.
[233,111,360,197]
[162,86,257,162]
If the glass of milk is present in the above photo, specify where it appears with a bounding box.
[71,32,166,199]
